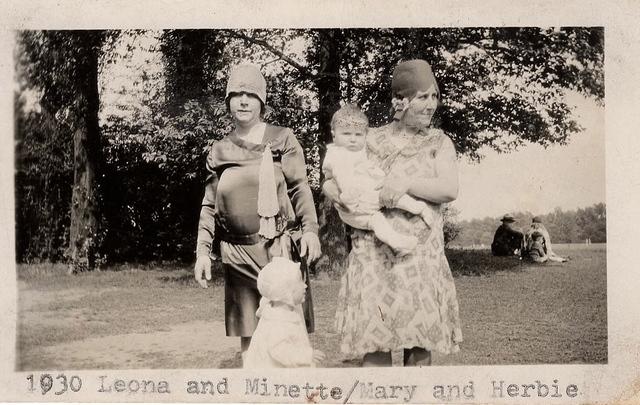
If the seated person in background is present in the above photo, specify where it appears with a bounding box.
[491,214,524,256]
[524,216,568,263]
[524,231,548,263]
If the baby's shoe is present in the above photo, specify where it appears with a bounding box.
[420,207,437,230]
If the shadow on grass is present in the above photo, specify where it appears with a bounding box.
[446,249,526,277]
[17,250,526,281]
[157,272,224,287]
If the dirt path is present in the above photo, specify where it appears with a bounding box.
[22,320,241,370]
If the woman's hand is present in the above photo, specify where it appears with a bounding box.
[300,232,322,263]
[379,175,411,208]
[194,255,212,288]
[322,179,350,212]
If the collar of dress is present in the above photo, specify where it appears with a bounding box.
[228,122,268,151]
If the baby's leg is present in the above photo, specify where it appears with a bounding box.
[337,210,372,231]
[369,212,417,256]
[395,195,426,214]
[395,195,437,228]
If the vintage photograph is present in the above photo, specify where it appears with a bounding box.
[13,27,606,373]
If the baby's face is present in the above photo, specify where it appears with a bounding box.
[290,275,307,305]
[332,123,367,152]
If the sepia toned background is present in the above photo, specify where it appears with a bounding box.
[1,0,639,403]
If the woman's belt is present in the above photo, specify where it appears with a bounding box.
[218,231,263,245]
[218,225,301,246]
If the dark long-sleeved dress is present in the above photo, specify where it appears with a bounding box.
[196,124,318,337]
[491,224,524,256]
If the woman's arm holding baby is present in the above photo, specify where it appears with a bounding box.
[379,135,458,207]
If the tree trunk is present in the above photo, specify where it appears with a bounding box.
[315,29,343,150]
[313,29,350,273]
[162,30,213,114]
[68,36,102,274]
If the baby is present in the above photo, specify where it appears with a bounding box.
[322,104,438,256]
[243,257,325,368]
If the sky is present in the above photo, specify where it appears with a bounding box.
[453,92,605,221]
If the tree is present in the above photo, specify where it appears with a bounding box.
[159,30,226,114]
[443,205,462,247]
[455,203,606,247]
[228,28,603,158]
[15,28,605,265]
[220,27,603,264]
[14,94,73,262]
[18,30,113,272]
[97,30,232,261]
[576,203,606,243]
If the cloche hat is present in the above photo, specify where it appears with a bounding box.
[391,59,439,100]
[225,64,267,106]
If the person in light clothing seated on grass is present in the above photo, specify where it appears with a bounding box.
[322,104,439,256]
[525,231,548,263]
[243,257,325,368]
[524,216,568,263]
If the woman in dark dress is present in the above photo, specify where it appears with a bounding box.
[194,64,321,358]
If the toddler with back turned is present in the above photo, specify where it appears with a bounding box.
[243,257,325,368]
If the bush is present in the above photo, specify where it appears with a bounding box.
[15,98,73,262]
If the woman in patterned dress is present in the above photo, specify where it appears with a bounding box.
[324,59,462,367]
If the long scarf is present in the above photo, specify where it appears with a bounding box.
[257,142,279,239]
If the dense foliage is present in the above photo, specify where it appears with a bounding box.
[16,31,111,268]
[15,28,604,265]
[15,96,72,262]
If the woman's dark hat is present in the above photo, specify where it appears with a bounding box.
[500,214,515,223]
[391,59,438,100]
[532,216,543,224]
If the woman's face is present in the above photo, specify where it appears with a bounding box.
[401,85,439,130]
[228,92,262,127]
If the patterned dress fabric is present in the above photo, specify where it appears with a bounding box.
[334,123,463,357]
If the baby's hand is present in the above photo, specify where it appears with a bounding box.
[312,350,326,366]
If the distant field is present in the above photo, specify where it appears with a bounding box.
[450,242,606,251]
[16,245,606,369]
[552,242,606,250]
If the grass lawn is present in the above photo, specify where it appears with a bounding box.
[16,246,606,370]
